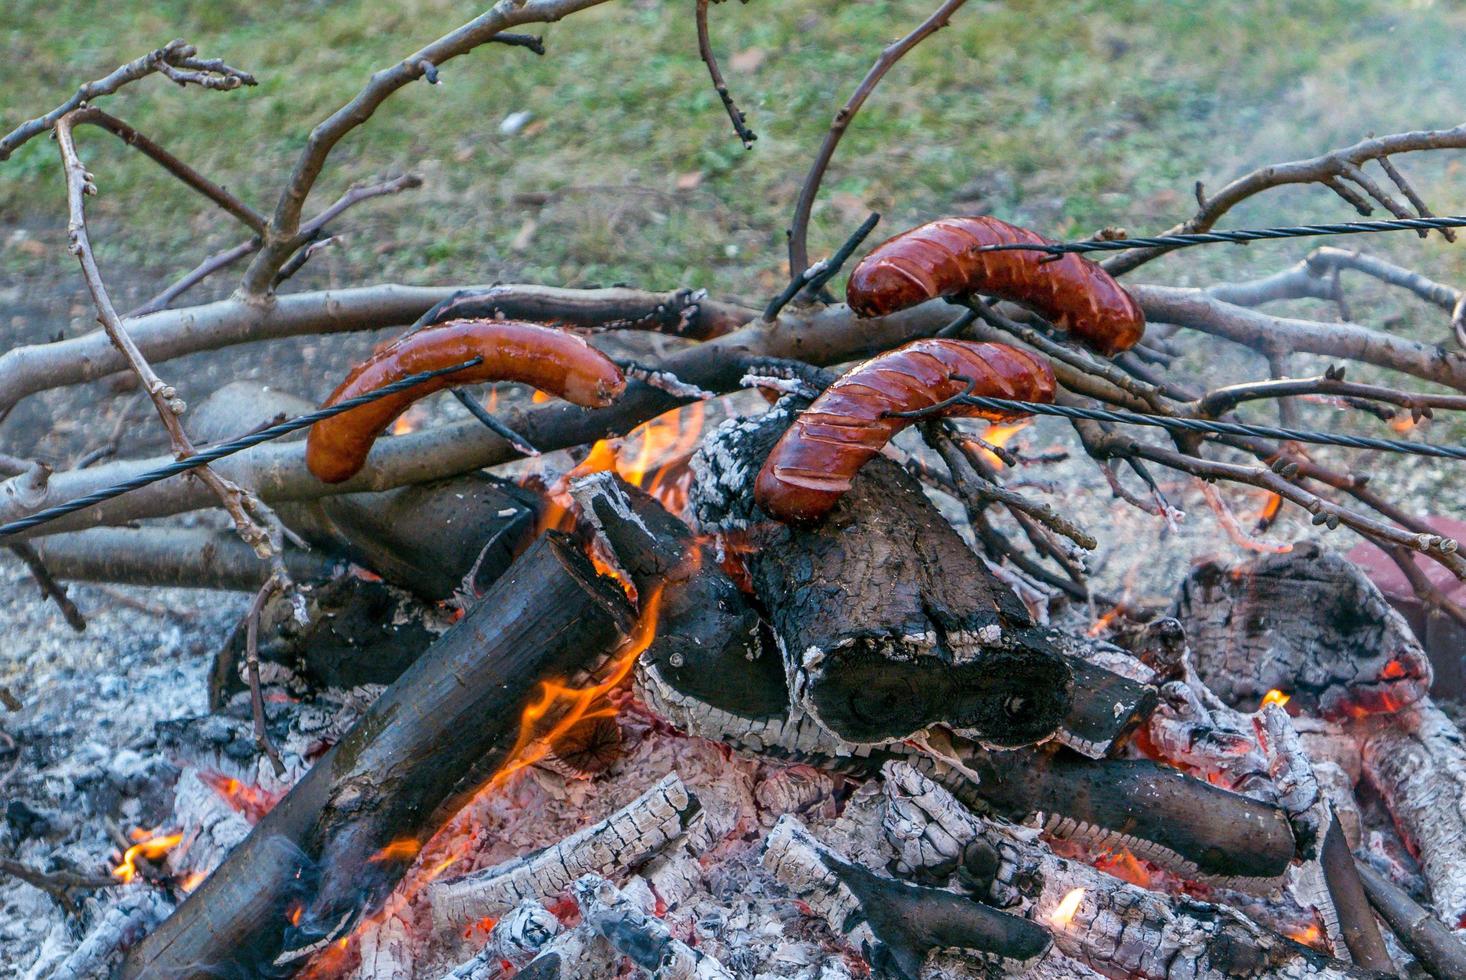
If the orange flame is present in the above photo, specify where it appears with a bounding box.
[969,418,1031,471]
[1289,923,1323,948]
[369,838,423,863]
[1086,606,1122,638]
[180,870,207,892]
[1050,887,1086,928]
[1260,689,1291,709]
[112,830,183,883]
[1254,492,1283,529]
[1093,848,1150,888]
[200,772,284,824]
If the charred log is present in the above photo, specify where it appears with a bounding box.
[762,814,1052,980]
[689,399,1071,747]
[1172,544,1431,718]
[1355,859,1466,980]
[209,573,448,707]
[571,874,733,979]
[121,532,634,978]
[193,380,543,601]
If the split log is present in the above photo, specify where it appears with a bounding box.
[1357,699,1466,932]
[427,773,704,932]
[26,527,333,590]
[1172,544,1432,718]
[762,815,1051,980]
[121,532,635,978]
[689,398,1072,747]
[879,762,1383,980]
[571,874,733,979]
[193,380,543,600]
[1355,860,1466,980]
[209,573,448,707]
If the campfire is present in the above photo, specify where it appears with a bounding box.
[5,3,1466,980]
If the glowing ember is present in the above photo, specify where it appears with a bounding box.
[1254,491,1283,529]
[200,772,284,824]
[180,870,207,892]
[1092,848,1151,889]
[112,830,183,883]
[1260,689,1291,709]
[1289,923,1324,948]
[1381,658,1408,680]
[1086,606,1122,637]
[1049,887,1085,928]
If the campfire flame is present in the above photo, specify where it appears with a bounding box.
[1092,847,1151,889]
[1049,887,1086,928]
[1260,689,1291,709]
[112,829,183,883]
[1289,922,1324,948]
[970,418,1030,470]
[201,772,284,824]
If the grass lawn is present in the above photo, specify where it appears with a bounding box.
[3,0,1464,308]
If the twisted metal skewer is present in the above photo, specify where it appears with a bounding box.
[908,395,1466,461]
[973,215,1466,256]
[0,357,485,538]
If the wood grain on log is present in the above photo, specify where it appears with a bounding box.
[121,532,634,978]
[690,399,1072,747]
[427,773,704,932]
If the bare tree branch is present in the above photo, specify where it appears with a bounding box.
[1132,283,1466,391]
[239,0,615,296]
[695,0,756,148]
[67,107,267,233]
[7,541,86,631]
[785,0,967,276]
[1104,124,1466,275]
[0,39,255,161]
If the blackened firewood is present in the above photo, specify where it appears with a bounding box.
[1318,813,1394,972]
[1041,628,1158,757]
[193,380,542,600]
[1355,860,1466,980]
[121,533,634,979]
[209,573,448,707]
[1172,544,1431,718]
[763,815,1052,979]
[690,400,1071,747]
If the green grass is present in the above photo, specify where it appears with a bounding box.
[2,0,1465,314]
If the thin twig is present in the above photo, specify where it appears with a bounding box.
[695,0,756,148]
[765,212,880,320]
[0,857,116,915]
[7,542,86,631]
[245,574,287,777]
[125,240,258,318]
[0,39,254,161]
[785,0,967,275]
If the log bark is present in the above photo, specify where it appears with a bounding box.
[121,532,634,978]
[1318,812,1394,971]
[762,815,1052,980]
[26,527,333,590]
[689,398,1072,747]
[1172,544,1432,719]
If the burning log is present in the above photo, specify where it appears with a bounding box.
[878,762,1384,980]
[689,397,1072,747]
[121,531,636,978]
[571,874,734,979]
[762,815,1052,979]
[27,527,334,591]
[427,773,705,932]
[1041,629,1158,758]
[1172,544,1432,718]
[1355,860,1466,980]
[1357,699,1466,932]
[193,380,542,601]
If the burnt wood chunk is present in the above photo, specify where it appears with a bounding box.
[690,401,1071,747]
[209,574,446,707]
[121,533,634,979]
[1172,544,1431,718]
[193,380,542,600]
